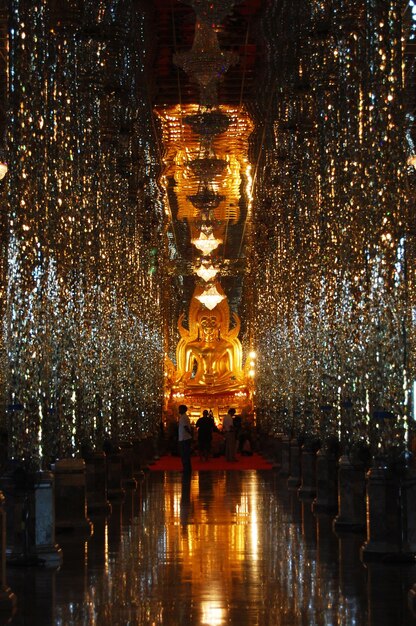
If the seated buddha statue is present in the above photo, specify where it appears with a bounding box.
[174,284,245,394]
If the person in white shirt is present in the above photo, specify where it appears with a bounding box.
[178,404,192,474]
[223,407,237,462]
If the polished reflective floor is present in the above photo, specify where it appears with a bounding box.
[5,470,416,625]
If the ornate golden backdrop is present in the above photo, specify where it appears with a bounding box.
[154,1,259,417]
[156,102,255,414]
[156,104,253,226]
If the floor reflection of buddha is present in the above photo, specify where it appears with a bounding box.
[175,290,244,393]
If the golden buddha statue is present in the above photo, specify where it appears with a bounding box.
[173,283,245,395]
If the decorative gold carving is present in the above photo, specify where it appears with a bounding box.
[155,104,253,225]
[173,282,246,396]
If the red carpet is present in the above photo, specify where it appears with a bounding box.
[149,453,273,471]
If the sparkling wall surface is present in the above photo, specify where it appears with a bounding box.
[251,0,414,462]
[4,1,165,465]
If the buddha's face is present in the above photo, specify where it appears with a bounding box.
[200,315,218,341]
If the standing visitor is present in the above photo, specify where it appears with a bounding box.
[178,404,192,474]
[223,408,237,462]
[195,409,215,462]
[233,412,242,452]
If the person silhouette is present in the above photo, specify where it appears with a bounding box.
[195,409,215,461]
[178,404,192,474]
[223,407,237,462]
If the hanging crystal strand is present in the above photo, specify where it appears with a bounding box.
[39,1,83,463]
[0,7,8,440]
[181,0,242,27]
[328,0,368,459]
[53,1,105,458]
[251,0,286,432]
[131,7,165,437]
[6,0,51,468]
[305,0,340,446]
[403,7,416,419]
[5,0,165,465]
[360,0,410,465]
[252,0,295,432]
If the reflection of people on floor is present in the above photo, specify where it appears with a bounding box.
[225,471,241,513]
[198,472,213,510]
[223,408,237,461]
[180,474,192,527]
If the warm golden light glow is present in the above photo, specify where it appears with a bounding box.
[195,262,219,282]
[0,161,8,180]
[155,104,253,226]
[200,601,225,626]
[162,474,262,626]
[196,284,226,310]
[171,282,249,400]
[156,100,255,417]
[191,232,222,255]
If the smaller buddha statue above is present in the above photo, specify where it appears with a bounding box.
[174,282,245,394]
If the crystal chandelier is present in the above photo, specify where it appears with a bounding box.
[191,231,222,254]
[173,21,239,88]
[189,156,227,179]
[188,186,225,210]
[200,83,220,108]
[196,284,226,310]
[181,0,242,26]
[195,261,219,282]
